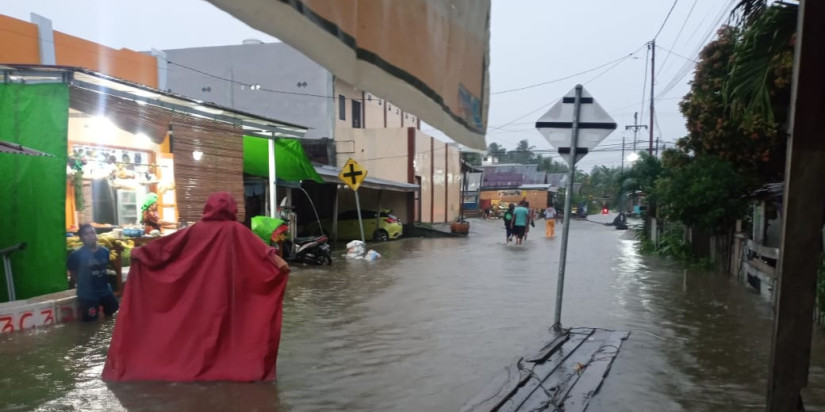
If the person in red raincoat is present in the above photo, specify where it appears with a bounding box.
[102,192,289,382]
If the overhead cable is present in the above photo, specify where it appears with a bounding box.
[653,0,681,40]
[490,44,646,95]
[656,0,699,78]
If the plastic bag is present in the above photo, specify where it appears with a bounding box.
[365,249,381,261]
[346,240,365,258]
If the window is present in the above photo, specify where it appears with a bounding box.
[338,95,346,121]
[352,100,362,128]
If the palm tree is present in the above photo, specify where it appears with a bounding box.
[726,1,797,124]
[486,142,505,159]
[509,139,536,164]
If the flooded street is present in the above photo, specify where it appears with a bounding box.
[3,217,825,411]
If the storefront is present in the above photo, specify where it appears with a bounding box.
[0,65,307,303]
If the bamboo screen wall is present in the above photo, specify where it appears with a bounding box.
[70,86,247,224]
[170,115,245,224]
[69,87,171,144]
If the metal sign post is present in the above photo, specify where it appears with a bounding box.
[554,86,582,332]
[536,85,617,331]
[354,192,366,245]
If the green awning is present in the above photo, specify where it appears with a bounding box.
[243,136,323,183]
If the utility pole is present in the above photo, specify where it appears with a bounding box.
[649,40,655,155]
[621,135,626,173]
[655,136,660,158]
[625,112,647,153]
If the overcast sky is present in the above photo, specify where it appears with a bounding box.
[2,0,735,171]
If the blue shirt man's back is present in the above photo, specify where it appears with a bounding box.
[513,206,530,226]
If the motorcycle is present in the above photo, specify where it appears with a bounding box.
[250,191,332,266]
[281,234,332,266]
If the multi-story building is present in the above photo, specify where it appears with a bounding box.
[162,41,462,224]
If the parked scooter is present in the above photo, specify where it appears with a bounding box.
[251,216,332,266]
[281,234,332,266]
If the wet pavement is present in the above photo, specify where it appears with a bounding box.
[2,216,825,411]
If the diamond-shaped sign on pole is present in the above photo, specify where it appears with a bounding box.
[535,86,617,165]
[534,84,617,332]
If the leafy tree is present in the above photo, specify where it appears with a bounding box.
[619,152,662,196]
[677,2,795,186]
[486,142,506,159]
[655,156,747,234]
[461,151,482,167]
[538,157,569,173]
[618,152,663,216]
[508,139,537,164]
[579,165,622,207]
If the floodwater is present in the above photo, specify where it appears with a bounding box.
[3,217,825,411]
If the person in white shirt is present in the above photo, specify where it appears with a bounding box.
[544,206,557,239]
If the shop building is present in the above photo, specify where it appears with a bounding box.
[0,65,307,305]
[478,164,552,211]
[162,41,459,225]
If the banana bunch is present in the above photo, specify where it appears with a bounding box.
[66,236,82,252]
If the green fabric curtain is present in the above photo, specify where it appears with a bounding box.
[0,83,69,302]
[243,136,323,183]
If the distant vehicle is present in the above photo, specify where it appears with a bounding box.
[321,209,403,241]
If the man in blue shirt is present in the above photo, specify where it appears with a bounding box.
[67,224,119,321]
[511,200,530,245]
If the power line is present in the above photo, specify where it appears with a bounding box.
[487,46,646,131]
[655,0,736,99]
[490,46,645,95]
[487,102,553,131]
[653,0,681,40]
[656,45,699,64]
[639,46,650,126]
[657,0,699,78]
[583,55,635,85]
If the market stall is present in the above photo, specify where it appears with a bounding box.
[1,65,307,303]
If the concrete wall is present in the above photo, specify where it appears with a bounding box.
[364,92,385,128]
[335,127,409,182]
[163,42,333,139]
[0,290,79,333]
[414,130,434,223]
[333,127,459,224]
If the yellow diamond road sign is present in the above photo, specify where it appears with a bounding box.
[339,158,368,191]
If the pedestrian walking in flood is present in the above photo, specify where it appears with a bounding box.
[511,200,530,245]
[523,201,533,242]
[544,205,557,239]
[503,203,515,244]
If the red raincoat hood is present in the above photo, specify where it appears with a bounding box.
[202,192,238,221]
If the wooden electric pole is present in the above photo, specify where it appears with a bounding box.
[649,39,655,155]
[767,1,825,410]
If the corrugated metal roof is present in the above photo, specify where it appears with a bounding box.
[480,164,545,188]
[312,163,419,192]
